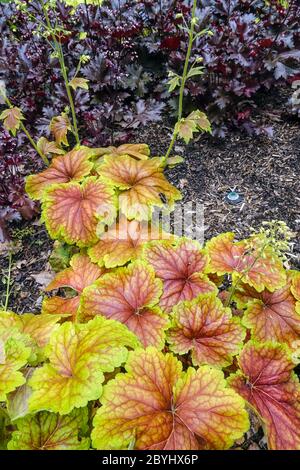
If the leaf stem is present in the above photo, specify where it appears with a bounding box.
[164,0,197,160]
[40,1,80,145]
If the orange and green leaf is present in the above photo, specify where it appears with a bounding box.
[69,77,89,91]
[100,143,150,160]
[49,113,72,146]
[8,408,90,450]
[206,232,286,292]
[91,348,249,450]
[235,281,300,347]
[80,261,167,348]
[88,217,174,268]
[167,293,245,367]
[26,148,93,200]
[0,107,24,136]
[36,137,65,158]
[229,342,300,450]
[42,254,105,320]
[98,155,181,220]
[42,177,116,247]
[29,317,139,415]
[146,239,216,312]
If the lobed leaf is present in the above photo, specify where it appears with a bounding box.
[100,143,150,161]
[69,77,89,91]
[235,281,300,347]
[291,272,300,301]
[206,233,286,292]
[229,342,300,450]
[0,107,24,136]
[43,254,105,320]
[8,408,90,450]
[36,137,65,158]
[146,239,216,312]
[98,155,181,220]
[42,177,116,247]
[29,316,139,415]
[0,338,31,402]
[26,148,93,200]
[80,261,167,348]
[88,217,174,268]
[91,348,249,450]
[49,113,72,146]
[0,310,62,362]
[167,293,245,368]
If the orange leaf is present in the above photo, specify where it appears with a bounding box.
[26,148,93,200]
[42,177,116,247]
[0,107,24,136]
[92,348,249,450]
[206,232,286,292]
[80,261,168,348]
[229,342,300,450]
[49,113,72,146]
[167,293,245,367]
[42,254,105,320]
[88,217,174,268]
[146,239,216,312]
[99,155,181,220]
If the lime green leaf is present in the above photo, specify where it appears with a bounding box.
[0,338,31,402]
[29,317,140,415]
[69,77,89,91]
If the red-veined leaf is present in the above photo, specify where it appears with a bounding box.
[42,177,116,247]
[28,317,140,415]
[146,239,216,312]
[42,254,105,320]
[8,408,90,450]
[88,217,174,268]
[91,348,249,450]
[234,280,300,347]
[26,149,93,200]
[229,342,300,450]
[167,293,245,367]
[98,155,181,220]
[0,338,31,402]
[80,261,168,348]
[206,233,286,292]
[49,113,72,146]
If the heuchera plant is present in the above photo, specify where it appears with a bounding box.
[1,127,300,449]
[1,0,300,452]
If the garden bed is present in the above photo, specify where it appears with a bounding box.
[1,88,300,313]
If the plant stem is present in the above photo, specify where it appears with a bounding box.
[3,252,12,312]
[0,91,49,165]
[20,121,49,165]
[40,1,80,145]
[164,0,197,160]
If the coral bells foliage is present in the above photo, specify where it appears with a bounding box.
[1,146,300,451]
